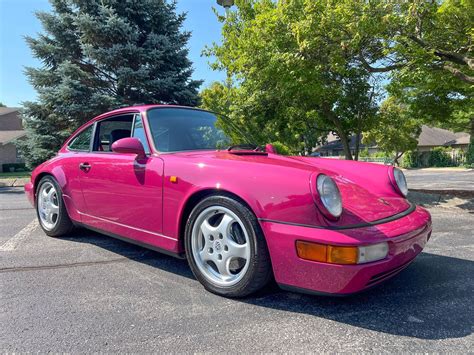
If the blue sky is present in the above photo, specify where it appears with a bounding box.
[0,0,226,107]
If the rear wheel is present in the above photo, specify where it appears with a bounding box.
[185,195,272,297]
[36,175,74,237]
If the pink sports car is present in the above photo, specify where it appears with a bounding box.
[25,105,432,297]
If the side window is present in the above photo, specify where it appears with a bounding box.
[68,125,93,151]
[132,115,150,154]
[93,115,134,152]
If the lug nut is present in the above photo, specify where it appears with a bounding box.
[218,254,222,260]
[209,248,213,254]
[224,245,228,251]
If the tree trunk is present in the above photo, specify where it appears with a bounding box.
[354,132,361,161]
[337,129,353,160]
[321,103,353,160]
[393,151,404,166]
[471,117,474,145]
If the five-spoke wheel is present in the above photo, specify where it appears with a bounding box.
[192,206,251,287]
[36,176,74,237]
[185,194,272,297]
[38,181,60,231]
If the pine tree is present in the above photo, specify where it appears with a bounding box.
[18,0,202,168]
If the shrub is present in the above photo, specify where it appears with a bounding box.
[400,150,418,168]
[2,163,27,173]
[271,141,292,155]
[428,147,453,167]
[372,151,391,158]
[359,148,370,158]
[466,143,474,165]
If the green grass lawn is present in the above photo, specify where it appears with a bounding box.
[0,171,31,179]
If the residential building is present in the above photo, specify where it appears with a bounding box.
[315,125,470,158]
[0,107,26,169]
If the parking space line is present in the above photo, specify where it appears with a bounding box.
[0,219,38,251]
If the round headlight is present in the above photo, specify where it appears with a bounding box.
[316,174,342,218]
[393,168,408,197]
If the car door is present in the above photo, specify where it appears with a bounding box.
[57,124,95,220]
[78,113,164,241]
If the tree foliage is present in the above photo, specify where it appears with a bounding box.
[358,0,473,140]
[204,0,473,157]
[205,0,383,158]
[363,97,421,165]
[18,0,201,168]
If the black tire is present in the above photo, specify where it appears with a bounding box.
[185,194,272,297]
[36,175,74,237]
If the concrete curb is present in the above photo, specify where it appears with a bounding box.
[0,177,30,188]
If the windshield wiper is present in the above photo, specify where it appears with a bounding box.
[227,144,260,151]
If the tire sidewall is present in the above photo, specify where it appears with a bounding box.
[185,195,262,296]
[36,175,69,236]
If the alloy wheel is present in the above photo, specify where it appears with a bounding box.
[38,181,60,231]
[191,206,251,287]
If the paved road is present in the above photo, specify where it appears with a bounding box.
[1,188,473,352]
[405,169,474,191]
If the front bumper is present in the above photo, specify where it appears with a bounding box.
[261,206,432,295]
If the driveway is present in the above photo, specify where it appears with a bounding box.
[0,187,473,352]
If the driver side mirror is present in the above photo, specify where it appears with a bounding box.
[111,137,146,159]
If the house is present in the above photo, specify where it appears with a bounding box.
[314,134,378,157]
[0,107,26,170]
[315,125,470,158]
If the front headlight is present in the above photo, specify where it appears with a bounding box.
[393,168,408,197]
[316,174,342,218]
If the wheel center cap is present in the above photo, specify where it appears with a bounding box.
[214,240,222,251]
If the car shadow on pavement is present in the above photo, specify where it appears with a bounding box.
[408,191,474,212]
[61,228,195,280]
[244,252,474,340]
[61,229,472,340]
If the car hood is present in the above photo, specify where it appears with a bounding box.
[174,151,410,225]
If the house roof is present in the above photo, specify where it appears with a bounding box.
[417,125,464,147]
[0,107,20,116]
[316,125,470,152]
[450,134,470,145]
[0,130,26,145]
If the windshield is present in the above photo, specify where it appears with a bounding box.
[146,107,253,152]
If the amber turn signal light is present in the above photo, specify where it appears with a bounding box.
[296,241,358,265]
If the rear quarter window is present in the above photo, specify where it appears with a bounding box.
[68,125,93,151]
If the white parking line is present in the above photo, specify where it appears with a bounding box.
[0,219,38,251]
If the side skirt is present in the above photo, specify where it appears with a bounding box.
[75,222,186,260]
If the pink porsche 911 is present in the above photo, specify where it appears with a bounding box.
[25,105,432,297]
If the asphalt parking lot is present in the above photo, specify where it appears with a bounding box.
[1,187,473,352]
[404,169,474,192]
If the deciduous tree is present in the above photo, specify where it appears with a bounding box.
[363,97,421,165]
[205,0,382,158]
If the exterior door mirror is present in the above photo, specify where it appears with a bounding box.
[111,137,146,158]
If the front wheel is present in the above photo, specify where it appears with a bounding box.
[185,195,272,297]
[36,175,74,237]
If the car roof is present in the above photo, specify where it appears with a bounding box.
[91,104,203,121]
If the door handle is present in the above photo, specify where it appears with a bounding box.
[79,162,91,171]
